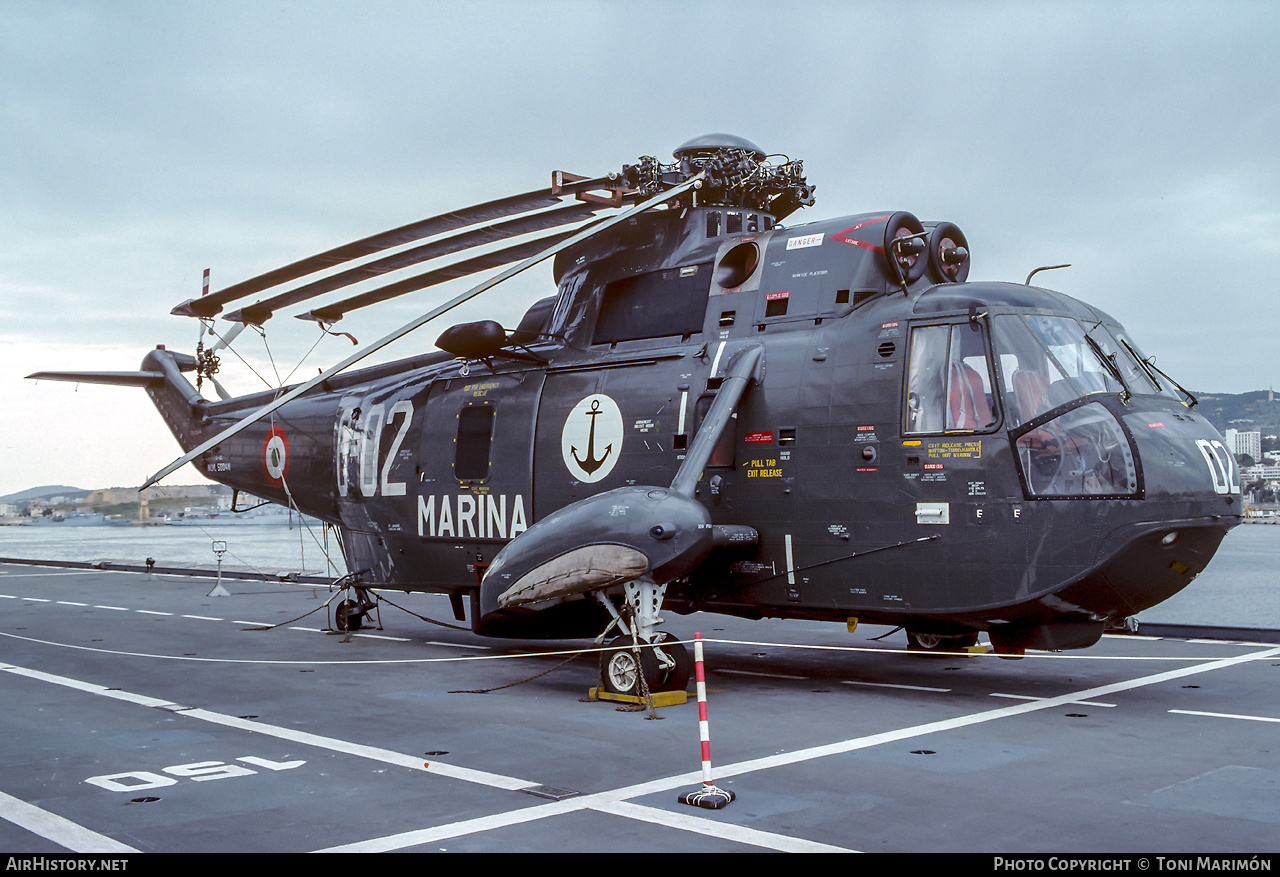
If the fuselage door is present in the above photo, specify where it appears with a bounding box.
[415,370,545,545]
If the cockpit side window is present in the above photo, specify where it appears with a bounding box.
[993,314,1181,427]
[993,315,1086,428]
[1025,315,1125,397]
[906,323,998,434]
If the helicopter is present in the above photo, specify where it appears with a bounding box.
[30,134,1242,698]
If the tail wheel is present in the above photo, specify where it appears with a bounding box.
[335,599,363,632]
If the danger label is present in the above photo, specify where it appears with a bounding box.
[786,233,824,250]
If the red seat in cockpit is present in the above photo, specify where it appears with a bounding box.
[948,361,993,429]
[1012,369,1051,425]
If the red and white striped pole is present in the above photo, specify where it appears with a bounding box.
[678,632,735,809]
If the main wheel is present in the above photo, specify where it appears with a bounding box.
[651,632,691,693]
[598,638,660,697]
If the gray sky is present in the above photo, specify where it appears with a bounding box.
[2,0,1277,496]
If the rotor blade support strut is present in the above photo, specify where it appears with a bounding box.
[669,344,764,498]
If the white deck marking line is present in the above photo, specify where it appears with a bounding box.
[320,645,1280,853]
[715,668,807,680]
[0,789,138,854]
[704,646,1280,783]
[176,708,534,789]
[989,692,1116,707]
[843,680,950,692]
[595,800,855,853]
[0,662,535,792]
[318,785,857,853]
[0,657,849,854]
[283,626,408,642]
[316,796,591,852]
[1170,708,1280,723]
[0,630,590,666]
[4,647,1277,853]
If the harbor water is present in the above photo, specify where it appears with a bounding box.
[0,514,347,580]
[0,516,1275,630]
[1144,521,1279,629]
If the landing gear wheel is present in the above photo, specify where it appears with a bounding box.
[335,599,363,632]
[906,630,978,653]
[651,632,691,693]
[599,638,660,697]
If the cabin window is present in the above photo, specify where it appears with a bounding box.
[455,405,494,482]
[905,323,998,434]
[593,264,711,345]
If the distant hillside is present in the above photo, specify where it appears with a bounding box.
[2,484,230,507]
[1193,390,1280,437]
[0,485,91,504]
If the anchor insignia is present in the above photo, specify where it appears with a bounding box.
[561,394,622,483]
[571,399,613,475]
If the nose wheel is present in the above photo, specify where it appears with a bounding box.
[906,630,979,652]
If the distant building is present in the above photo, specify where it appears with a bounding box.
[1225,428,1262,462]
[1242,463,1280,482]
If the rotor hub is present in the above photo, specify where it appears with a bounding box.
[618,134,815,220]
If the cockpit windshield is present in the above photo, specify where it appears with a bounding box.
[1107,328,1193,404]
[991,314,1182,427]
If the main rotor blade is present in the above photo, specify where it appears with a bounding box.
[141,173,705,490]
[221,202,601,325]
[171,178,618,319]
[295,229,585,324]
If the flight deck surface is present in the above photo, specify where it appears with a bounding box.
[1,560,1276,854]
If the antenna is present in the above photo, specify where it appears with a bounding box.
[1025,264,1071,285]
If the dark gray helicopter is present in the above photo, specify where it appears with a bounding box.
[31,134,1242,696]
